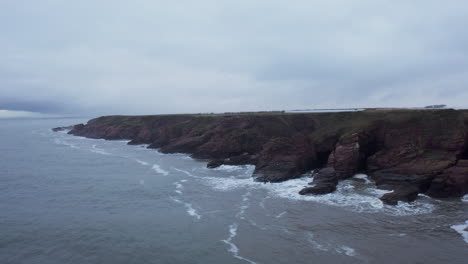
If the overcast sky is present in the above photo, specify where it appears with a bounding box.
[1,0,468,116]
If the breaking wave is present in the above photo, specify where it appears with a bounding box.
[451,220,468,244]
[199,167,435,216]
[462,195,468,203]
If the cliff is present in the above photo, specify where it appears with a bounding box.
[58,109,468,204]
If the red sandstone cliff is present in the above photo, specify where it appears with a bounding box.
[56,109,468,204]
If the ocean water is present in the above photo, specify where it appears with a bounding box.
[0,118,467,264]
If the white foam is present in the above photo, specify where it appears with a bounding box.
[174,181,184,194]
[353,174,371,184]
[152,164,169,176]
[115,140,131,143]
[418,193,431,198]
[53,138,79,149]
[259,195,270,210]
[90,144,112,155]
[336,246,356,257]
[275,211,287,218]
[306,232,328,252]
[462,194,468,203]
[236,191,251,220]
[185,204,201,220]
[451,220,468,244]
[214,165,247,172]
[173,168,199,178]
[221,223,257,264]
[201,173,434,216]
[306,233,356,256]
[389,233,407,237]
[169,196,201,220]
[135,159,149,166]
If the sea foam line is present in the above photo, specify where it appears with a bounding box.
[275,211,287,218]
[135,159,149,166]
[236,191,251,220]
[169,196,201,220]
[53,138,79,149]
[90,144,112,155]
[221,223,257,264]
[174,181,184,194]
[306,232,356,256]
[152,164,169,176]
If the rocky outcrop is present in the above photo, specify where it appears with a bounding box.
[426,160,468,198]
[51,125,75,132]
[379,185,420,205]
[61,109,468,204]
[299,168,338,195]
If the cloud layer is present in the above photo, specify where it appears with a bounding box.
[1,0,468,115]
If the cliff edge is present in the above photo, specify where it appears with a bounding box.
[57,109,468,204]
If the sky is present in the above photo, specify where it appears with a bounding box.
[1,0,468,117]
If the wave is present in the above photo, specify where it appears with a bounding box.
[451,220,468,244]
[221,223,257,264]
[152,164,169,176]
[201,170,435,216]
[462,195,468,203]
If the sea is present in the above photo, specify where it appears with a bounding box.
[0,118,467,264]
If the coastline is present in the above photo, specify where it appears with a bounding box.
[54,109,468,205]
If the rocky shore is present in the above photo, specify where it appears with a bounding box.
[54,109,468,205]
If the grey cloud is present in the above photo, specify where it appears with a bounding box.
[1,0,468,116]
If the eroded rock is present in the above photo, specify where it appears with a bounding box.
[299,168,338,195]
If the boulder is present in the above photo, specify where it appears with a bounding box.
[299,168,338,195]
[380,185,420,205]
[207,159,224,168]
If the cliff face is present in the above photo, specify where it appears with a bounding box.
[62,109,468,204]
